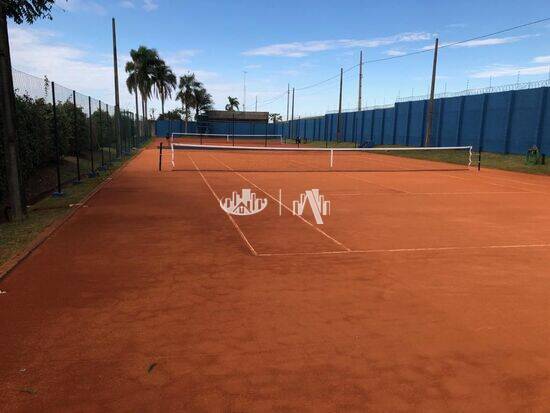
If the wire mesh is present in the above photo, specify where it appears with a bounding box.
[1,69,141,211]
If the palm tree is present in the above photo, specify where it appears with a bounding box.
[151,59,176,116]
[177,73,199,132]
[225,96,239,111]
[125,60,141,137]
[125,46,160,138]
[193,87,214,119]
[269,113,282,123]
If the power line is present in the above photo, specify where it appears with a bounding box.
[263,16,550,98]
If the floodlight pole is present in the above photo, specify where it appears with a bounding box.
[358,51,363,111]
[291,87,295,139]
[112,17,122,157]
[337,67,343,143]
[424,37,439,147]
[243,71,247,112]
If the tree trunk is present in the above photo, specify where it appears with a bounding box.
[184,103,188,133]
[160,85,165,115]
[144,98,148,137]
[141,95,146,137]
[0,10,25,221]
[134,86,140,137]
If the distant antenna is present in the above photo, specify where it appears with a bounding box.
[424,37,439,147]
[337,68,343,142]
[286,84,290,121]
[358,51,363,111]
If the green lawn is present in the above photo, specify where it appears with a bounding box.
[304,141,550,175]
[0,145,145,270]
[302,140,358,148]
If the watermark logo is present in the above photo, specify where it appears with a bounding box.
[292,189,330,224]
[220,189,268,216]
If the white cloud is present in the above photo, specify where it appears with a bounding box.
[244,64,262,69]
[120,0,135,8]
[142,0,158,11]
[471,64,550,78]
[8,25,138,110]
[163,50,200,66]
[533,55,550,64]
[421,35,530,51]
[446,23,467,29]
[384,49,407,57]
[57,0,107,15]
[243,32,434,57]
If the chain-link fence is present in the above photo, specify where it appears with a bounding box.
[1,69,149,210]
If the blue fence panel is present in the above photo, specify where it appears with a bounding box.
[539,89,550,154]
[439,97,461,147]
[408,101,425,146]
[481,91,508,153]
[509,89,540,154]
[382,108,394,144]
[394,102,410,145]
[373,109,385,145]
[460,95,484,148]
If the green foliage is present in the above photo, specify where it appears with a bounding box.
[2,0,57,24]
[158,109,182,120]
[225,96,239,111]
[0,94,94,204]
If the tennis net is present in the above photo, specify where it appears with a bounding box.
[164,143,474,173]
[171,132,284,147]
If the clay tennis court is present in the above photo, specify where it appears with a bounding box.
[2,139,550,411]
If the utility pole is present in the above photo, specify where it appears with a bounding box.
[243,71,247,112]
[337,67,343,142]
[358,51,363,111]
[291,87,295,139]
[286,84,290,121]
[424,37,439,147]
[112,17,122,156]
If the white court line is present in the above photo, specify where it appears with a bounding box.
[257,243,550,257]
[440,171,549,195]
[187,154,258,256]
[328,191,528,196]
[207,154,351,252]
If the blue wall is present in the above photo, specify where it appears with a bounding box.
[156,86,550,154]
[156,120,279,137]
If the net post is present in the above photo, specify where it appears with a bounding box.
[330,149,334,168]
[477,146,482,171]
[159,141,163,171]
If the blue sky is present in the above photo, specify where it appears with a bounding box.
[8,0,550,118]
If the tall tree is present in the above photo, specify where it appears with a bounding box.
[225,96,239,111]
[193,87,213,119]
[269,113,282,123]
[124,60,141,136]
[125,46,159,138]
[1,0,57,221]
[177,73,198,132]
[151,59,176,116]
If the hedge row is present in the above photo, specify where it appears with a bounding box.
[0,94,124,205]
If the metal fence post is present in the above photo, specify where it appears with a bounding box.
[88,96,95,176]
[51,82,63,196]
[99,101,105,169]
[72,90,81,183]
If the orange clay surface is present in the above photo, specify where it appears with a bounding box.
[1,138,550,411]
